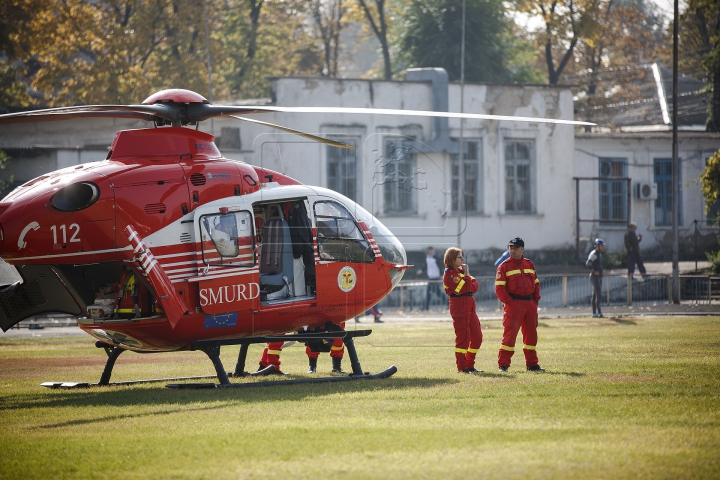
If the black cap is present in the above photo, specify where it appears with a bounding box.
[508,237,524,248]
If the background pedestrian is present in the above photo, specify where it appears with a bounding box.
[586,238,605,318]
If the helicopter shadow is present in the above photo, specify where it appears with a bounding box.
[608,317,638,325]
[2,376,450,420]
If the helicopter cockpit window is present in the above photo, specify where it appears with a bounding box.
[345,199,407,266]
[313,201,373,264]
[200,211,254,266]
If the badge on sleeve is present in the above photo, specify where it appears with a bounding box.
[496,271,501,279]
[453,276,460,284]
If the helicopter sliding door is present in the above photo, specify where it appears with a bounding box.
[195,209,259,316]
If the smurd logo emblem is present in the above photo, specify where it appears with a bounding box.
[338,266,356,292]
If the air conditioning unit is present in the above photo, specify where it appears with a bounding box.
[635,182,658,200]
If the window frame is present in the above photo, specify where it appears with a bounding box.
[504,138,536,214]
[598,157,628,224]
[326,137,359,203]
[450,139,482,214]
[654,157,682,227]
[382,138,417,215]
[313,200,374,264]
[199,210,256,267]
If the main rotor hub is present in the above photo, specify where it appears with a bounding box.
[143,89,209,105]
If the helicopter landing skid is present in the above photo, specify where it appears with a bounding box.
[167,328,396,389]
[40,329,393,389]
[167,365,398,389]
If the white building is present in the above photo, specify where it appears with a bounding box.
[1,68,718,267]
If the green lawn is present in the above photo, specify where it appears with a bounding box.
[1,316,719,479]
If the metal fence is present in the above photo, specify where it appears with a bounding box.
[380,274,720,310]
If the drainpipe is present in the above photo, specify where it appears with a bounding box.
[405,68,459,154]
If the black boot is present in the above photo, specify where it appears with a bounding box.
[308,357,317,373]
[332,357,345,374]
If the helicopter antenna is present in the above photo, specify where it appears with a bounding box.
[277,144,286,174]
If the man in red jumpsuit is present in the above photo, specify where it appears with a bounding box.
[307,322,346,373]
[495,237,544,372]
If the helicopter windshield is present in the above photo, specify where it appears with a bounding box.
[337,199,407,266]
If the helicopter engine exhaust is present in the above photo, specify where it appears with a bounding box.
[125,225,189,327]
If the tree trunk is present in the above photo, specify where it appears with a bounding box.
[358,0,392,80]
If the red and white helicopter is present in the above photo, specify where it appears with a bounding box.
[0,88,590,388]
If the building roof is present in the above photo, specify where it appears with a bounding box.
[574,63,708,129]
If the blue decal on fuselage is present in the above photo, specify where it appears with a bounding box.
[203,312,238,329]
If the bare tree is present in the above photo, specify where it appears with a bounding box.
[357,0,392,79]
[310,0,347,77]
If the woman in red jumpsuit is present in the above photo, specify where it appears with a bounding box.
[443,247,483,373]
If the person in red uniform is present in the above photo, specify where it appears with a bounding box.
[495,237,544,372]
[258,341,285,374]
[306,321,346,374]
[443,247,483,373]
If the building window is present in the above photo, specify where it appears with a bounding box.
[504,139,534,213]
[706,157,720,224]
[383,139,416,214]
[599,157,628,223]
[451,140,481,213]
[327,138,358,202]
[654,157,682,226]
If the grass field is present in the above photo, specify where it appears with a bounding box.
[1,316,719,479]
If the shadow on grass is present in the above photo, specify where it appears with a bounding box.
[608,317,637,325]
[0,376,450,414]
[480,370,585,378]
[535,371,585,377]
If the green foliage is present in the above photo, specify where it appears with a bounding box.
[0,149,13,193]
[397,0,538,83]
[675,0,720,130]
[700,150,720,222]
[604,248,627,269]
[0,0,323,106]
[706,249,720,274]
[0,62,31,107]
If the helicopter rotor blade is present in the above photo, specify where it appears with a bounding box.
[0,110,159,125]
[0,99,595,127]
[236,106,595,126]
[0,104,177,125]
[229,115,355,149]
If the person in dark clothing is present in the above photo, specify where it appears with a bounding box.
[586,238,605,318]
[417,246,442,310]
[624,222,647,276]
[287,201,316,294]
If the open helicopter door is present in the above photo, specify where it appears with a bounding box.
[312,199,382,319]
[194,207,260,321]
